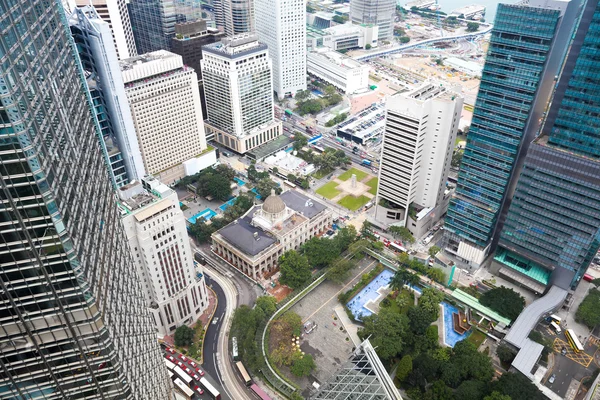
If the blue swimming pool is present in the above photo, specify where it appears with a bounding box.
[188,208,217,224]
[234,177,246,186]
[251,188,262,199]
[219,197,237,211]
[442,302,471,347]
[311,89,324,97]
[347,269,394,321]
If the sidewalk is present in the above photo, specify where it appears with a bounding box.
[334,305,361,346]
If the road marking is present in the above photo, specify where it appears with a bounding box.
[553,338,593,367]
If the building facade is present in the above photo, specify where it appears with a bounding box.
[212,191,332,279]
[70,6,145,188]
[375,83,462,236]
[443,0,581,269]
[75,0,137,58]
[306,23,379,52]
[120,50,210,184]
[349,0,395,40]
[307,49,370,94]
[119,177,209,337]
[222,0,254,36]
[202,35,282,153]
[492,0,600,293]
[0,1,171,398]
[255,0,307,99]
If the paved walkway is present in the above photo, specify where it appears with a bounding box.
[334,305,361,346]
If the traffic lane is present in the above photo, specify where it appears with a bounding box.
[202,273,227,379]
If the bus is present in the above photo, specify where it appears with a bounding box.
[236,361,252,386]
[311,145,326,154]
[389,242,407,253]
[174,378,195,399]
[164,359,176,371]
[250,383,272,400]
[173,366,193,385]
[550,322,562,334]
[565,328,584,353]
[584,273,595,282]
[232,337,239,360]
[200,377,221,400]
[284,180,297,189]
[285,109,293,117]
[549,314,562,325]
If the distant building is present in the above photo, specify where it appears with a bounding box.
[202,35,282,154]
[444,57,483,77]
[350,0,395,39]
[222,0,254,35]
[119,177,209,337]
[255,0,307,99]
[336,102,386,145]
[212,190,332,279]
[375,83,463,238]
[170,20,225,117]
[306,22,379,52]
[120,50,213,184]
[307,49,370,94]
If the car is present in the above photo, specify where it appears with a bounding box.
[180,355,187,362]
[549,374,556,384]
[193,374,200,380]
[190,361,197,367]
[167,356,175,362]
[167,347,176,353]
[177,361,183,368]
[185,367,192,374]
[326,230,335,236]
[194,386,204,395]
[196,368,205,376]
[561,347,567,355]
[212,317,219,325]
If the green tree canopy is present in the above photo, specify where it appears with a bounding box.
[326,257,356,284]
[466,22,480,32]
[455,380,486,400]
[255,178,281,199]
[408,305,437,335]
[496,344,516,363]
[484,392,512,400]
[291,354,317,377]
[396,355,413,382]
[279,250,312,289]
[576,289,600,328]
[174,325,195,347]
[492,372,542,400]
[389,226,415,244]
[293,135,308,151]
[480,286,525,321]
[418,288,444,320]
[358,308,409,360]
[428,246,441,257]
[255,296,278,317]
[302,237,338,269]
[332,225,357,252]
[390,268,420,292]
[451,341,494,384]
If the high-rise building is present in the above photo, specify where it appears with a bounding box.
[0,1,171,398]
[75,0,137,58]
[375,83,463,238]
[120,50,214,184]
[255,0,306,99]
[443,0,581,269]
[202,35,283,154]
[171,20,225,118]
[119,177,209,337]
[349,0,395,40]
[492,0,600,293]
[222,0,254,36]
[70,6,145,188]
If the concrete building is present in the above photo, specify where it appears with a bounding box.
[212,191,332,279]
[170,20,225,117]
[375,83,463,237]
[74,0,137,58]
[222,0,254,36]
[120,50,213,184]
[350,0,395,39]
[0,2,172,397]
[444,57,483,77]
[202,35,282,154]
[336,102,385,145]
[255,0,307,99]
[307,49,370,94]
[70,6,145,188]
[119,177,209,337]
[307,22,379,51]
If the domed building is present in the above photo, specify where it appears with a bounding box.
[212,190,332,280]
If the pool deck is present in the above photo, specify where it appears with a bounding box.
[334,305,361,346]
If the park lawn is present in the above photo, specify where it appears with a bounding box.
[338,194,370,211]
[338,167,369,182]
[316,181,341,199]
[366,177,378,195]
[313,168,332,179]
[467,329,486,348]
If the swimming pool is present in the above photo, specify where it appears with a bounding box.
[234,177,246,186]
[442,302,471,347]
[311,89,324,97]
[219,197,237,211]
[347,269,394,321]
[251,188,262,199]
[188,208,217,224]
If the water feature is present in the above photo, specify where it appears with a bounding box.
[188,208,217,224]
[442,302,471,347]
[234,177,246,186]
[219,197,237,211]
[346,269,394,321]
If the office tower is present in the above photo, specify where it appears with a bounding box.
[171,20,225,117]
[375,83,463,238]
[120,50,212,184]
[213,0,226,31]
[443,0,581,269]
[75,0,137,58]
[222,0,254,36]
[70,6,145,188]
[119,177,209,337]
[492,0,600,293]
[202,35,283,154]
[255,0,307,99]
[0,1,171,398]
[350,0,395,40]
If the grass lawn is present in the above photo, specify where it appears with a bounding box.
[383,290,414,315]
[316,181,341,199]
[366,177,378,195]
[313,168,333,179]
[467,329,486,348]
[338,194,370,211]
[338,167,369,182]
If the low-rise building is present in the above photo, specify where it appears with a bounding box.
[307,49,370,94]
[306,22,378,51]
[336,102,386,145]
[212,190,332,279]
[119,176,209,338]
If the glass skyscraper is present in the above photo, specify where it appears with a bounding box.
[0,1,171,398]
[443,0,579,268]
[494,0,600,292]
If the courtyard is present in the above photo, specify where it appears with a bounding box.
[314,168,377,211]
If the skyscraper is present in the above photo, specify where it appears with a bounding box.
[443,0,581,269]
[0,1,171,398]
[349,0,395,40]
[492,0,600,293]
[255,0,306,99]
[222,0,254,36]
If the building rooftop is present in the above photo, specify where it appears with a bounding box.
[247,135,294,161]
[218,206,278,256]
[202,34,267,59]
[279,190,327,220]
[309,49,365,70]
[117,177,174,217]
[119,50,185,84]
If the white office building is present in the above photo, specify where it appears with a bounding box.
[121,50,213,184]
[350,0,395,40]
[307,49,370,94]
[255,0,307,99]
[119,177,209,338]
[202,35,282,154]
[306,22,379,52]
[375,83,463,235]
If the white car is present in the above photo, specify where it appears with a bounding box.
[549,374,556,384]
[190,361,197,367]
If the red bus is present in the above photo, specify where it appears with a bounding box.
[250,384,272,400]
[583,273,594,282]
[389,242,407,253]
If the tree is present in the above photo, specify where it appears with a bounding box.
[255,178,281,199]
[496,344,516,363]
[396,355,413,382]
[484,392,511,400]
[399,36,411,43]
[466,22,480,32]
[419,288,444,319]
[332,225,357,252]
[255,296,277,317]
[451,340,494,383]
[327,258,356,284]
[451,150,464,168]
[389,226,415,244]
[295,89,311,102]
[293,135,308,151]
[365,43,372,49]
[424,380,453,400]
[428,246,441,258]
[390,268,419,292]
[302,237,338,269]
[279,250,312,289]
[427,268,446,284]
[215,164,236,181]
[358,308,409,359]
[480,286,525,321]
[408,306,436,335]
[492,372,543,400]
[174,325,195,347]
[291,354,316,377]
[189,217,216,243]
[455,380,486,400]
[576,289,600,328]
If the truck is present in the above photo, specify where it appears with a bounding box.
[362,159,372,166]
